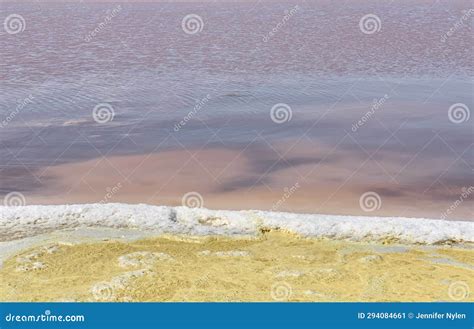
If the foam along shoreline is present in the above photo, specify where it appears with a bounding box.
[1,204,473,245]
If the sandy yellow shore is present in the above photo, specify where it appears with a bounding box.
[1,230,472,302]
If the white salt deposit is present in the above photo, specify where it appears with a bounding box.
[0,203,473,245]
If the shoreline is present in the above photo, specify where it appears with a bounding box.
[1,203,473,245]
[1,204,472,302]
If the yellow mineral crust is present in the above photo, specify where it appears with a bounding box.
[1,231,472,302]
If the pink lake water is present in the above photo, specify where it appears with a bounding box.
[0,1,472,220]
